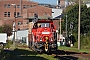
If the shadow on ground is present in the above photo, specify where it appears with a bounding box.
[53,50,87,55]
[0,48,47,60]
[53,50,88,60]
[56,56,78,60]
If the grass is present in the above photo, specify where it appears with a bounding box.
[36,54,56,60]
[58,46,90,53]
[0,41,57,60]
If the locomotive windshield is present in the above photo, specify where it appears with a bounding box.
[37,23,50,27]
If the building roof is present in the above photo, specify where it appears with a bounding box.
[54,14,64,19]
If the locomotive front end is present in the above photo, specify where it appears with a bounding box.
[30,20,58,53]
[36,22,57,52]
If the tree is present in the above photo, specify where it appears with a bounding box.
[62,4,90,35]
[2,24,12,36]
[62,3,90,48]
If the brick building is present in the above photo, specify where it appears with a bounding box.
[0,0,52,30]
[57,0,68,8]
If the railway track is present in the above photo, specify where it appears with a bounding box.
[1,47,90,60]
[9,42,90,60]
[22,45,90,60]
[29,46,90,60]
[52,50,90,60]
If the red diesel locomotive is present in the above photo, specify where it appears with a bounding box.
[29,19,58,53]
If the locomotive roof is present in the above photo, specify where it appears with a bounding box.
[25,16,61,22]
[35,20,53,23]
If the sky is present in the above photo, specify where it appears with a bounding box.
[32,0,57,4]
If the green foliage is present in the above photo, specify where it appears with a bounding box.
[62,4,79,35]
[74,42,78,48]
[4,40,13,48]
[62,3,90,49]
[80,34,90,48]
[62,4,90,34]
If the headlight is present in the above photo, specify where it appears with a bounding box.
[45,37,48,40]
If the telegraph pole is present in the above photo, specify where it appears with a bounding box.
[60,18,61,39]
[66,14,67,37]
[78,0,81,50]
[11,4,16,49]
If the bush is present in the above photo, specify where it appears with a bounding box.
[73,32,90,49]
[4,40,13,48]
[74,42,78,48]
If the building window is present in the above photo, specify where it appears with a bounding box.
[4,12,7,17]
[17,5,20,8]
[18,28,20,30]
[4,4,7,8]
[26,21,29,24]
[30,5,32,8]
[22,37,26,43]
[17,12,20,17]
[27,5,29,8]
[44,12,47,15]
[8,12,10,17]
[4,12,10,17]
[7,4,10,8]
[18,21,21,25]
[23,5,27,8]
